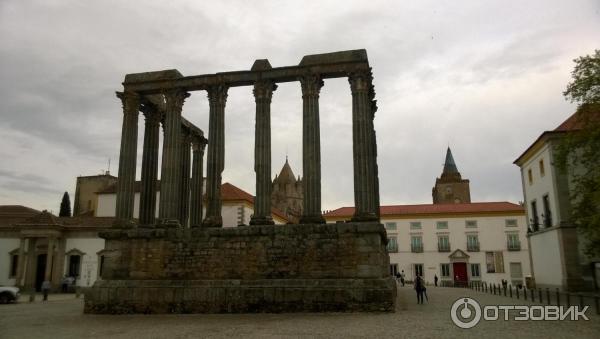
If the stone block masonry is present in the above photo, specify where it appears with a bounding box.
[84,222,396,313]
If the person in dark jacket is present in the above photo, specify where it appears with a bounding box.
[434,274,439,287]
[414,274,425,304]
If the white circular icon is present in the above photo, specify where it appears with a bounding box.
[451,297,482,329]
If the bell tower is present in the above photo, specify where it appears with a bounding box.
[432,147,471,204]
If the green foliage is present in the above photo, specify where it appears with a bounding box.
[557,50,600,258]
[59,191,71,217]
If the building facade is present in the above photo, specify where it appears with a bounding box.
[325,202,529,286]
[514,111,599,291]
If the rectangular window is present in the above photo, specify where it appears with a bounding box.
[470,263,481,278]
[410,222,422,230]
[68,255,81,277]
[385,222,397,230]
[542,195,552,228]
[411,236,423,253]
[528,168,533,185]
[9,254,19,278]
[530,200,539,231]
[437,235,450,252]
[485,251,506,273]
[414,263,424,278]
[387,235,398,253]
[436,221,448,229]
[467,234,479,251]
[465,220,477,228]
[505,219,518,227]
[440,263,451,277]
[507,233,520,251]
[539,159,545,177]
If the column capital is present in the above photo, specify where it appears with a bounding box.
[348,69,373,94]
[207,84,229,105]
[192,135,208,151]
[253,80,277,102]
[163,89,190,107]
[116,91,141,115]
[299,73,324,98]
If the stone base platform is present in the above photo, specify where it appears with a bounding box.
[84,278,396,314]
[84,222,396,314]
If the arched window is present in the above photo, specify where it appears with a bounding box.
[65,249,85,278]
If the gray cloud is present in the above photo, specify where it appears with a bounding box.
[1,0,599,212]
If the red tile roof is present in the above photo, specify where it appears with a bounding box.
[324,201,524,218]
[221,182,289,222]
[0,205,41,226]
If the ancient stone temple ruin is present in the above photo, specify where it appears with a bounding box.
[85,49,396,313]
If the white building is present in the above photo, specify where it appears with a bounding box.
[325,148,531,286]
[325,202,529,286]
[514,111,599,291]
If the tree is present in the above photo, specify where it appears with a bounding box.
[59,191,72,217]
[557,50,600,258]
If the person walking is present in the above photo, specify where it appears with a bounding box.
[61,276,69,293]
[400,270,405,287]
[41,280,51,301]
[434,274,439,287]
[414,274,424,304]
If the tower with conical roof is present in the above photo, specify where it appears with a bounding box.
[271,157,303,222]
[432,147,471,204]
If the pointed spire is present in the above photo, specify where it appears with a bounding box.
[442,147,459,175]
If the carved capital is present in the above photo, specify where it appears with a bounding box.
[164,90,190,110]
[348,69,373,94]
[192,135,208,152]
[140,103,161,124]
[253,80,277,102]
[207,84,229,105]
[117,91,141,116]
[299,74,324,98]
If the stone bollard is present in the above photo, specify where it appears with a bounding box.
[546,288,550,306]
[523,288,527,300]
[509,285,513,298]
[516,287,520,299]
[578,294,584,309]
[538,289,542,304]
[566,293,571,307]
[556,288,560,306]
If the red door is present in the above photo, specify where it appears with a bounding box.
[453,263,468,286]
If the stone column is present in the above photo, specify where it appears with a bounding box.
[179,128,192,227]
[44,237,55,282]
[203,84,228,227]
[299,74,325,224]
[25,238,37,290]
[14,237,26,287]
[349,70,379,221]
[139,104,161,226]
[114,91,140,227]
[190,135,207,227]
[158,90,189,227]
[250,80,277,225]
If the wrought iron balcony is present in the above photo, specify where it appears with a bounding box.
[467,243,480,252]
[507,241,521,251]
[437,243,451,252]
[411,244,423,253]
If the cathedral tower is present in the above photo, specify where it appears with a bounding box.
[432,147,471,204]
[271,157,303,222]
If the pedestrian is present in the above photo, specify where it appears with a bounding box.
[61,275,69,293]
[41,280,51,301]
[434,274,438,287]
[414,274,424,304]
[400,270,405,287]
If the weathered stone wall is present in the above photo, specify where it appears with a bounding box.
[101,223,390,280]
[85,222,396,313]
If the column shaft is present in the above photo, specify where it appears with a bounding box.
[44,237,55,281]
[114,91,140,226]
[179,130,192,227]
[190,137,207,227]
[139,106,161,226]
[250,80,277,225]
[349,70,379,221]
[299,74,325,224]
[203,85,228,227]
[158,90,189,226]
[15,237,26,287]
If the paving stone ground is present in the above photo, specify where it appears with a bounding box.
[1,286,598,339]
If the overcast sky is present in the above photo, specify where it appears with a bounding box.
[1,0,599,214]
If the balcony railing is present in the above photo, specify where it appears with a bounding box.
[507,241,521,251]
[411,244,423,253]
[437,243,451,252]
[467,243,480,252]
